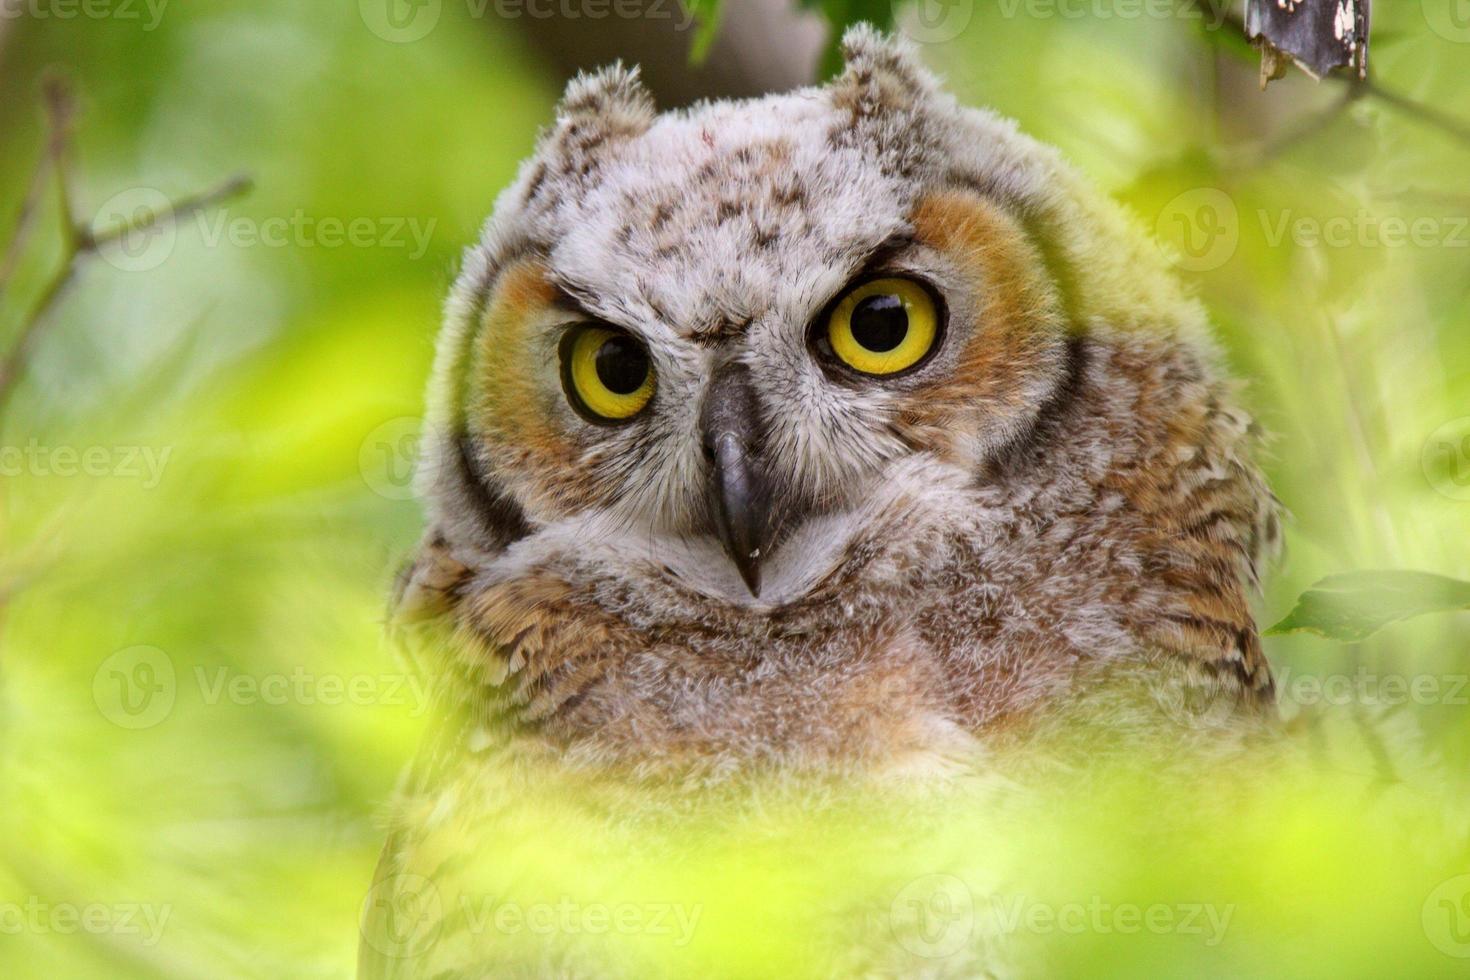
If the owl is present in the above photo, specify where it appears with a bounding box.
[362,25,1280,978]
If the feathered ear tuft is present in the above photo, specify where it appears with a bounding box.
[555,61,655,141]
[830,24,939,117]
[543,62,655,180]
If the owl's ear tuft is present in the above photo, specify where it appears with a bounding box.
[830,24,939,117]
[555,61,655,142]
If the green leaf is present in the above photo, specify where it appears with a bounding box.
[1267,570,1470,641]
[684,0,723,66]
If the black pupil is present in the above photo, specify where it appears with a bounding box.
[849,294,909,352]
[594,335,648,395]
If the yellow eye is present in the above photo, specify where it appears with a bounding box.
[560,325,656,423]
[822,276,941,376]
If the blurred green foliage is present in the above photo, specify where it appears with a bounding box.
[0,1,1468,976]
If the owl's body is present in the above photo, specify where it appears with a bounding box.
[364,27,1278,977]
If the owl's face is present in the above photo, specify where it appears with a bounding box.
[419,29,1123,606]
[400,26,1275,778]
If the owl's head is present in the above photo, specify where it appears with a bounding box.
[414,26,1211,608]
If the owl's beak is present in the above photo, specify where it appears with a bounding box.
[701,361,775,597]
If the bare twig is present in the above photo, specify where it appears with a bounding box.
[1354,78,1470,147]
[86,173,252,251]
[0,258,83,423]
[0,74,75,306]
[1227,84,1363,170]
[0,75,252,424]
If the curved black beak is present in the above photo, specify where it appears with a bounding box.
[700,361,775,597]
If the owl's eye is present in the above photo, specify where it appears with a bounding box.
[560,325,656,423]
[818,276,942,377]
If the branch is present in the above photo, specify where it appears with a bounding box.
[85,173,252,251]
[0,76,252,425]
[0,73,75,306]
[1232,84,1362,170]
[1356,79,1470,146]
